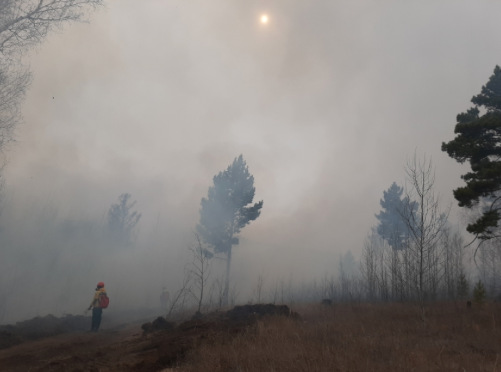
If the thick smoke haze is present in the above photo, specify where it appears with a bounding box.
[2,0,501,323]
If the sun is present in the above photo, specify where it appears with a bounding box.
[260,14,268,24]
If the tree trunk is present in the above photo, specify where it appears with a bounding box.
[223,217,235,307]
[223,247,232,306]
[197,256,204,313]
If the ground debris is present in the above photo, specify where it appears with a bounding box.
[0,331,23,350]
[141,317,175,334]
[0,314,89,350]
[136,304,297,369]
[226,303,301,321]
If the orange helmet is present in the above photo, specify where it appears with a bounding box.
[97,282,105,288]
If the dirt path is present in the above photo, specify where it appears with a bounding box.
[0,323,148,371]
[0,318,254,371]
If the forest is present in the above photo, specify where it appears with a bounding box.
[0,1,501,371]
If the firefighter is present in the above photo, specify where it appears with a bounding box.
[87,282,108,332]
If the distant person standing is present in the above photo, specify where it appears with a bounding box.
[87,282,109,332]
[160,287,170,311]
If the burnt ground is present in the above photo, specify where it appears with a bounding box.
[0,304,297,371]
[0,314,90,350]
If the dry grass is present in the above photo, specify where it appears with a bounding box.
[179,302,501,372]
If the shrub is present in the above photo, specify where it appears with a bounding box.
[473,280,486,304]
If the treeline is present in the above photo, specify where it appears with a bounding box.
[356,66,501,307]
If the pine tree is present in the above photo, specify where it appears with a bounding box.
[473,280,487,304]
[375,182,417,250]
[108,193,142,244]
[442,66,501,240]
[196,155,263,305]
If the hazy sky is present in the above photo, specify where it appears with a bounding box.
[4,0,501,277]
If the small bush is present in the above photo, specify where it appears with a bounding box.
[473,280,487,304]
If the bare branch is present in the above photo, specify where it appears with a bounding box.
[0,0,104,153]
[0,0,105,58]
[187,233,212,314]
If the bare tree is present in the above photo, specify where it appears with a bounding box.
[0,0,104,152]
[0,65,30,149]
[228,281,239,307]
[441,228,466,299]
[398,154,450,319]
[210,276,225,309]
[188,234,212,315]
[478,240,501,297]
[270,279,280,304]
[318,274,336,302]
[279,277,288,304]
[250,273,265,304]
[165,269,192,321]
[360,232,378,302]
[0,0,104,57]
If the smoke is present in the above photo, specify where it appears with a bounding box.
[1,0,501,323]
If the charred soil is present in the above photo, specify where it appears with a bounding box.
[0,314,89,350]
[0,303,297,371]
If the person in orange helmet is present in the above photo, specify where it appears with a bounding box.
[87,282,108,332]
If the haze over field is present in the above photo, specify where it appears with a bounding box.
[2,0,501,323]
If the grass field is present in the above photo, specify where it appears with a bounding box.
[178,302,501,372]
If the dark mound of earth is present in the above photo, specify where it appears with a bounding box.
[134,304,300,370]
[0,330,23,350]
[141,303,299,336]
[0,314,89,350]
[141,316,175,334]
[226,303,301,320]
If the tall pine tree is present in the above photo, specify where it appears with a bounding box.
[442,66,501,240]
[108,193,141,244]
[375,182,416,250]
[196,155,263,305]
